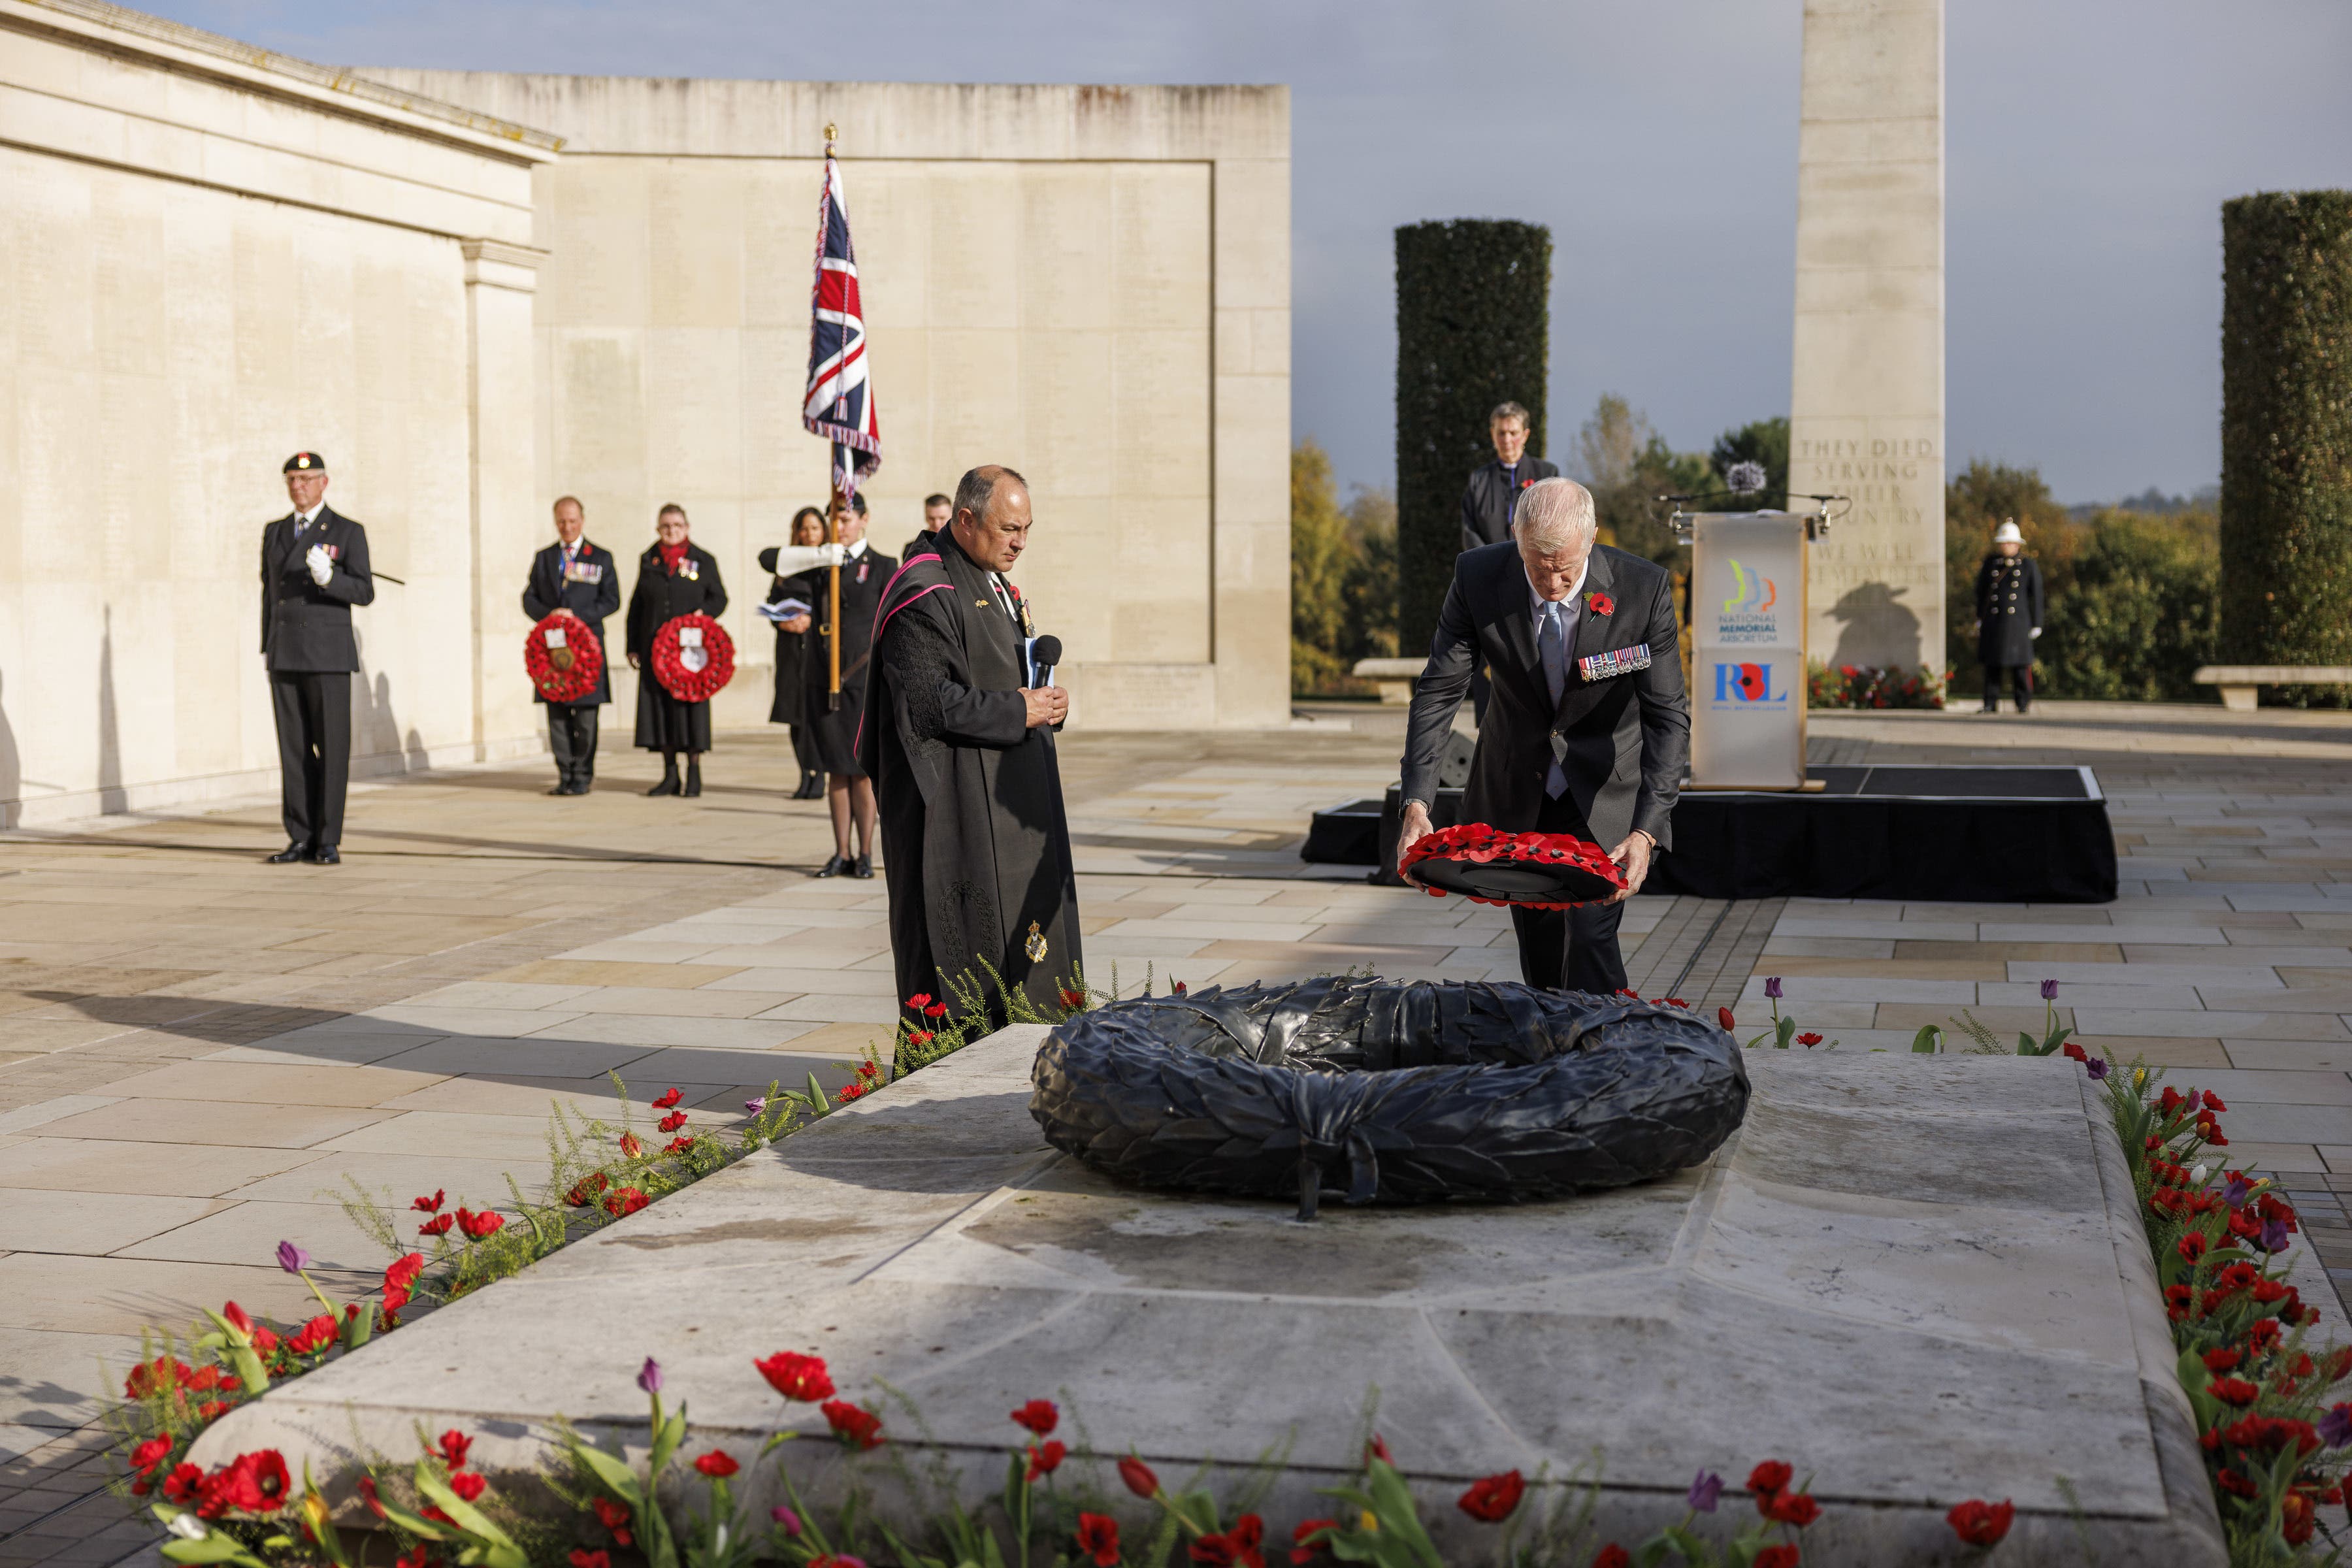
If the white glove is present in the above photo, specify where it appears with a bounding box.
[766,542,849,574]
[2031,627,2042,639]
[306,544,333,586]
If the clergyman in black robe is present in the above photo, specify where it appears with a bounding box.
[861,464,1082,1027]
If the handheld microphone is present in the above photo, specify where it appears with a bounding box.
[1029,634,1062,688]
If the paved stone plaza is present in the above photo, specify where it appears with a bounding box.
[5,700,2352,1560]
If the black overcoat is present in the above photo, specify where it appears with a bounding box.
[260,508,375,671]
[1974,553,2044,668]
[1403,542,1690,849]
[862,532,1082,1023]
[800,544,895,774]
[1460,457,1563,551]
[765,572,813,726]
[625,543,728,659]
[521,538,622,706]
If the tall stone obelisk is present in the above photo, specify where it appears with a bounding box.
[1789,0,1945,672]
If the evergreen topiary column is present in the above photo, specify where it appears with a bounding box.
[1394,220,1551,653]
[2219,191,2352,702]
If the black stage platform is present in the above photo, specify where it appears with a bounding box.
[1302,764,2117,904]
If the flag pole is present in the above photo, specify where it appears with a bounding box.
[824,121,843,713]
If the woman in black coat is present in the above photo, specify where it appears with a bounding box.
[1974,519,2045,714]
[626,504,728,796]
[762,506,827,800]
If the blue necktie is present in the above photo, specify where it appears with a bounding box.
[1537,602,1567,798]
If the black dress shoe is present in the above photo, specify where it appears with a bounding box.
[683,761,702,798]
[266,845,310,864]
[547,781,573,795]
[815,854,849,878]
[852,853,873,879]
[647,774,681,797]
[310,845,341,865]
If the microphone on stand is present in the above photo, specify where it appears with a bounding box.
[1028,634,1062,689]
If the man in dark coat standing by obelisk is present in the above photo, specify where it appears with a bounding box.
[864,464,1081,1028]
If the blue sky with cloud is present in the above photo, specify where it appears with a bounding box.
[146,0,2351,504]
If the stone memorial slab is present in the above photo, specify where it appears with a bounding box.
[196,1026,2223,1565]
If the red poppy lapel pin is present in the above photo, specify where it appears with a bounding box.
[1588,592,1614,616]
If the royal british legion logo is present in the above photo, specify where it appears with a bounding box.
[1713,662,1788,704]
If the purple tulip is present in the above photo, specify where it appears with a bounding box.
[2261,1218,2293,1254]
[276,1240,312,1274]
[2321,1404,2352,1450]
[1763,976,1782,1000]
[638,1356,663,1394]
[745,1098,768,1116]
[771,1506,802,1536]
[2085,1056,2109,1081]
[2040,978,2059,1002]
[1686,1469,1723,1513]
[2223,1174,2253,1209]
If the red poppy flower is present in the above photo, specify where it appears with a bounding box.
[1458,1469,1525,1522]
[459,1208,506,1241]
[1592,1548,1630,1568]
[2284,1491,2317,1545]
[2210,1377,2261,1406]
[1058,988,1085,1009]
[1796,1032,1823,1046]
[593,1497,634,1544]
[924,1001,949,1019]
[821,1399,885,1450]
[1026,1441,1066,1480]
[1746,1460,1793,1500]
[838,1081,870,1102]
[651,1088,683,1109]
[1754,1548,1799,1568]
[908,1030,935,1047]
[1763,1489,1820,1527]
[1077,1513,1121,1567]
[285,1315,336,1355]
[566,1173,609,1207]
[2194,1345,2237,1372]
[1011,1399,1059,1435]
[602,1186,649,1217]
[755,1350,836,1402]
[658,1111,689,1134]
[570,1552,611,1568]
[856,1061,880,1080]
[419,1213,455,1237]
[382,1253,425,1317]
[163,1463,203,1505]
[131,1436,173,1475]
[1289,1520,1337,1565]
[236,1449,291,1512]
[1718,1007,1737,1031]
[693,1450,740,1478]
[906,992,933,1009]
[449,1472,487,1502]
[412,1190,446,1213]
[197,1399,232,1422]
[1588,593,1614,615]
[1119,1454,1160,1497]
[437,1429,474,1469]
[2217,1469,2259,1498]
[662,1136,694,1155]
[2177,1232,2206,1262]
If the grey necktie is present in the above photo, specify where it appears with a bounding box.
[1537,601,1568,798]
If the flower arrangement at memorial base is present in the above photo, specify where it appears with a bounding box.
[523,614,605,704]
[649,613,734,703]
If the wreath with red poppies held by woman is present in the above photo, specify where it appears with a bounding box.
[649,613,735,703]
[1399,821,1628,910]
[524,613,606,704]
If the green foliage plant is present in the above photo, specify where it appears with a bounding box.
[2221,191,2352,708]
[1292,441,1399,697]
[1394,219,1550,651]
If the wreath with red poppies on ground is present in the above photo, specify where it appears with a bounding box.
[524,613,606,704]
[1399,821,1628,910]
[649,613,735,703]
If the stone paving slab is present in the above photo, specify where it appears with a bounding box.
[193,1026,2223,1566]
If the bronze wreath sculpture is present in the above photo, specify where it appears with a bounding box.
[1030,977,1748,1219]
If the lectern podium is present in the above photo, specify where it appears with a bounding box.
[1676,508,1829,791]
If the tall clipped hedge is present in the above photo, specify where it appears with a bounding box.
[1395,220,1551,652]
[2220,191,2352,702]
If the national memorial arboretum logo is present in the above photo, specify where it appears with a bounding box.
[1713,559,1781,645]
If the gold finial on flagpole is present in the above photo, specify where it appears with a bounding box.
[825,122,837,152]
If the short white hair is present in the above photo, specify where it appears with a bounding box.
[1514,477,1598,551]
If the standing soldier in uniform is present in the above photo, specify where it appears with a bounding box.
[1975,519,2044,714]
[260,452,374,865]
[523,495,621,795]
[803,491,895,878]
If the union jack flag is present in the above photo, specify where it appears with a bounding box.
[804,149,880,496]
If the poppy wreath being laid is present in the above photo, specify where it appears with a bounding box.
[523,613,606,704]
[1030,976,1747,1219]
[649,613,735,702]
[1400,821,1628,909]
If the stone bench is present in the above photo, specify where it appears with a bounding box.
[2193,665,2352,711]
[1350,656,1427,704]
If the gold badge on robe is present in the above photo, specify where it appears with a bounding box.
[1024,922,1047,962]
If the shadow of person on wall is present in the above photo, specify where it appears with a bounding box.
[1824,583,1925,671]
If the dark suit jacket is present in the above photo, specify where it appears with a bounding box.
[1460,457,1563,552]
[523,538,623,705]
[1403,542,1690,849]
[260,507,375,672]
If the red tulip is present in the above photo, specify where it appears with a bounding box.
[1458,1469,1524,1522]
[593,1497,633,1544]
[1119,1454,1160,1497]
[619,1132,644,1158]
[1011,1398,1059,1435]
[1947,1498,2014,1547]
[651,1088,683,1109]
[436,1429,473,1469]
[449,1472,487,1502]
[1025,1441,1066,1480]
[1076,1513,1121,1567]
[1592,1548,1630,1568]
[1754,1548,1799,1568]
[693,1450,740,1478]
[419,1213,454,1237]
[412,1190,445,1213]
[455,1208,504,1241]
[570,1552,611,1568]
[821,1399,884,1450]
[1718,1007,1737,1032]
[1763,1489,1820,1527]
[754,1350,835,1403]
[602,1186,649,1217]
[659,1111,689,1134]
[1746,1460,1792,1499]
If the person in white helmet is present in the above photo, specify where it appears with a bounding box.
[1974,519,2044,713]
